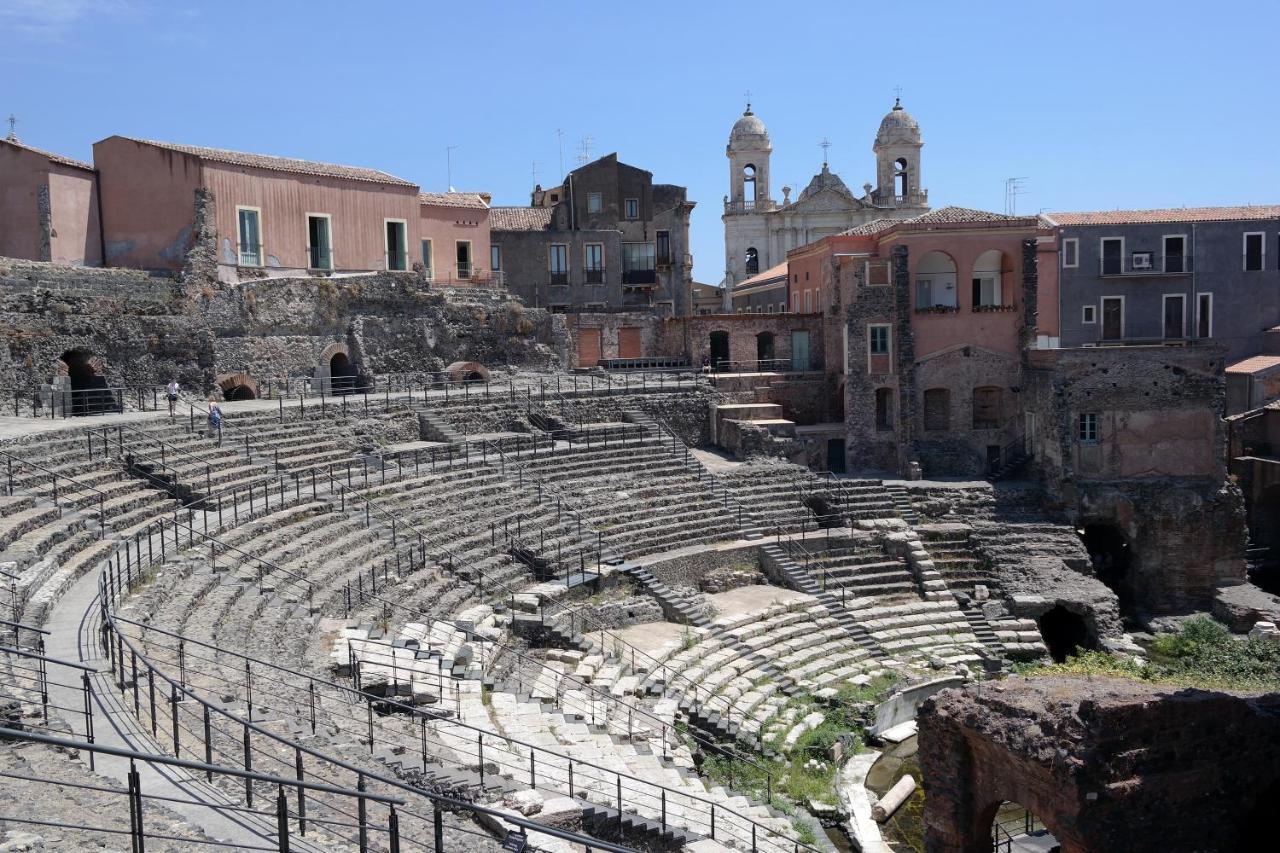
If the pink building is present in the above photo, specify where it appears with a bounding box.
[91,137,491,283]
[0,134,101,265]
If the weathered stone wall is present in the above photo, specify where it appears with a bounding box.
[1024,344,1246,614]
[919,677,1280,853]
[657,313,827,370]
[844,247,904,473]
[913,344,1021,477]
[0,257,556,397]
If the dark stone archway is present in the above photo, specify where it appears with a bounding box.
[1081,523,1134,617]
[1036,605,1097,663]
[709,331,730,370]
[58,348,112,415]
[330,351,358,394]
[755,331,775,367]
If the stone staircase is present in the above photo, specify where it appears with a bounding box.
[624,565,710,627]
[761,543,885,657]
[884,482,919,525]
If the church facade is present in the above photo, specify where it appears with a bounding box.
[721,99,930,306]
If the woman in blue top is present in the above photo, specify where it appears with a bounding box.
[207,396,223,445]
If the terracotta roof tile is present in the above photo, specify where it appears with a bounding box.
[840,218,899,236]
[735,261,788,290]
[1226,355,1280,375]
[418,191,488,210]
[489,207,554,231]
[906,206,1029,225]
[1049,205,1280,226]
[1,137,93,172]
[121,137,416,187]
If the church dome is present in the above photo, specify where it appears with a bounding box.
[797,163,852,201]
[729,106,770,150]
[874,98,921,147]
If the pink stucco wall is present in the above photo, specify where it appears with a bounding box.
[47,166,101,265]
[885,229,1032,359]
[202,164,419,272]
[0,144,99,264]
[418,203,491,285]
[0,144,45,260]
[1035,230,1060,339]
[94,136,202,271]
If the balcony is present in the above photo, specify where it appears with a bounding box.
[550,271,569,286]
[1100,254,1194,277]
[622,269,657,286]
[972,303,1018,313]
[238,242,261,267]
[456,262,472,280]
[723,199,777,214]
[585,269,605,284]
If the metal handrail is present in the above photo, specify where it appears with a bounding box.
[97,574,638,853]
[95,449,808,850]
[0,448,112,538]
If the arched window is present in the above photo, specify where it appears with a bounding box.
[894,157,909,199]
[972,249,1005,308]
[743,164,757,204]
[916,251,957,309]
[745,247,760,276]
[972,386,1002,429]
[923,388,950,431]
[875,387,893,431]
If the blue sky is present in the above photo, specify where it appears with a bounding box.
[5,0,1277,283]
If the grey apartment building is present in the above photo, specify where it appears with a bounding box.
[489,154,696,316]
[1049,206,1280,361]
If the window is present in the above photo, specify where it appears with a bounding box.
[236,207,261,266]
[306,214,331,270]
[1197,293,1213,338]
[385,219,408,270]
[1163,294,1185,339]
[792,293,801,313]
[1081,304,1097,324]
[923,388,950,431]
[804,290,813,313]
[584,243,604,283]
[656,230,671,266]
[916,251,957,307]
[549,244,568,284]
[972,249,1004,307]
[743,164,756,204]
[869,324,891,356]
[624,198,639,219]
[586,192,602,214]
[455,240,472,279]
[972,387,1002,429]
[1062,238,1079,268]
[622,242,656,284]
[420,240,433,277]
[1101,296,1124,340]
[1163,235,1186,273]
[894,158,909,199]
[1078,413,1099,444]
[1245,232,1264,271]
[490,244,502,272]
[745,247,759,276]
[779,301,786,313]
[1101,237,1123,275]
[875,388,893,430]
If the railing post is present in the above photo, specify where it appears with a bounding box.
[127,759,143,853]
[276,784,290,853]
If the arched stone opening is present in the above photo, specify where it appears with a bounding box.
[709,331,730,370]
[915,250,957,309]
[1036,605,1097,663]
[444,361,491,384]
[1081,522,1134,614]
[216,372,259,402]
[58,348,111,415]
[755,331,775,366]
[803,495,840,528]
[329,351,358,394]
[745,247,759,276]
[983,801,1060,852]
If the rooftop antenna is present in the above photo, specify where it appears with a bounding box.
[1004,176,1028,215]
[446,145,459,191]
[531,160,540,187]
[820,138,831,167]
[576,135,594,167]
[556,128,565,179]
[5,114,16,142]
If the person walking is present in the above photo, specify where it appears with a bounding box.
[207,396,223,446]
[166,378,180,416]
